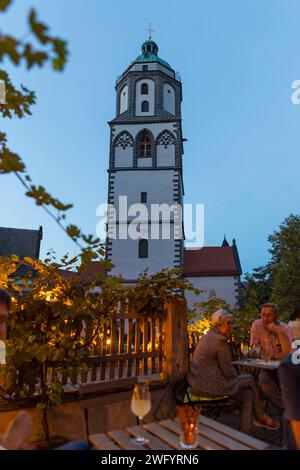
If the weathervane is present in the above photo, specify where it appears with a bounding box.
[146,23,155,40]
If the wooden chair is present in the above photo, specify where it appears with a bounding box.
[176,375,231,419]
[152,372,231,421]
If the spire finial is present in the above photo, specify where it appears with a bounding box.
[222,234,229,247]
[146,23,155,40]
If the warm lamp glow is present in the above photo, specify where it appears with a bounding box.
[39,289,59,303]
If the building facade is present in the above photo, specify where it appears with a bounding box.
[105,38,242,308]
[106,37,184,281]
[0,226,43,277]
[184,238,243,309]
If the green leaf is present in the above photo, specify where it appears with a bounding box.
[49,393,62,406]
[66,225,81,240]
[0,35,20,64]
[28,9,49,45]
[36,403,46,410]
[0,0,11,12]
[36,344,49,362]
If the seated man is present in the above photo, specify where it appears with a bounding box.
[279,353,300,449]
[250,303,292,412]
[189,309,279,433]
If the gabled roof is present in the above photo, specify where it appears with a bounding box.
[59,261,105,282]
[0,226,43,260]
[183,243,242,277]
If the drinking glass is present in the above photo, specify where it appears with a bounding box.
[177,405,201,449]
[240,342,249,359]
[251,344,261,359]
[262,350,271,363]
[130,383,151,445]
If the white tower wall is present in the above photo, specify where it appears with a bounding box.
[106,38,184,281]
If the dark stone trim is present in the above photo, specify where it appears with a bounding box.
[109,118,181,126]
[232,241,243,275]
[113,130,134,147]
[108,167,183,173]
[108,127,115,168]
[105,172,116,257]
[183,272,241,277]
[156,129,177,147]
[119,60,176,81]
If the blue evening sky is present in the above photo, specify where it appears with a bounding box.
[1,0,300,275]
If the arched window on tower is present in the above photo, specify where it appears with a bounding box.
[138,239,148,258]
[141,83,148,95]
[141,100,149,112]
[138,131,151,157]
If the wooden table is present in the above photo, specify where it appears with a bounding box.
[89,415,270,451]
[232,359,280,371]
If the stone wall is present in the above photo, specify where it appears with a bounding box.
[0,384,173,443]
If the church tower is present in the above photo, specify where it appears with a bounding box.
[106,36,184,281]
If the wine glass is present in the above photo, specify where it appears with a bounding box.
[130,383,151,445]
[251,343,261,359]
[262,349,271,363]
[240,342,249,359]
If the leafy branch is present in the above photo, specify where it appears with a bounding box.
[0,3,104,253]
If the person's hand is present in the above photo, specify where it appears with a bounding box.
[266,322,281,335]
[1,411,33,450]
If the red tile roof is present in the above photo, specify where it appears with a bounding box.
[59,249,242,280]
[59,261,104,282]
[80,261,105,281]
[183,246,241,277]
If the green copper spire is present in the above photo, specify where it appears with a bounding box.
[132,37,172,69]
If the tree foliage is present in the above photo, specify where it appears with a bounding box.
[187,293,254,358]
[127,268,199,317]
[0,253,197,440]
[0,248,112,439]
[241,214,300,322]
[268,214,300,318]
[0,1,98,250]
[187,294,231,341]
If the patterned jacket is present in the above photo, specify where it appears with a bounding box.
[188,327,238,397]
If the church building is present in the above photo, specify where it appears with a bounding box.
[105,36,242,309]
